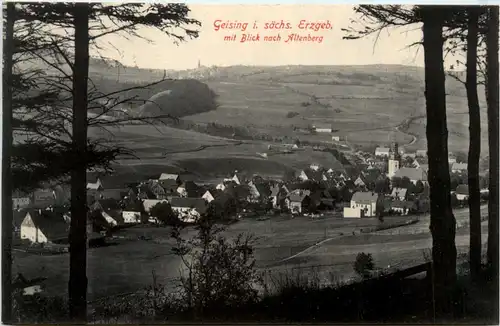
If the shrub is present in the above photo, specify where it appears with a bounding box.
[353,252,375,279]
[150,202,181,226]
[286,111,299,118]
[170,217,261,318]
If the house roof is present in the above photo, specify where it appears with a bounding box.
[91,198,121,211]
[24,209,69,241]
[351,191,379,203]
[99,189,125,200]
[288,189,311,202]
[390,187,408,198]
[143,199,167,212]
[13,209,28,227]
[252,182,271,197]
[456,184,469,195]
[375,147,390,154]
[394,167,428,181]
[391,200,417,209]
[159,173,179,180]
[169,197,207,214]
[178,181,201,196]
[300,169,325,182]
[451,162,468,171]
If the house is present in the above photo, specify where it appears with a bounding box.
[247,181,271,202]
[416,149,427,157]
[344,191,382,218]
[375,147,390,157]
[451,162,468,174]
[121,201,142,224]
[298,169,327,183]
[391,200,417,215]
[285,190,312,214]
[448,156,457,164]
[20,209,69,243]
[143,199,168,214]
[12,191,31,209]
[310,163,321,171]
[177,181,201,198]
[87,178,103,191]
[354,175,367,188]
[270,184,287,209]
[332,136,340,142]
[148,181,168,198]
[158,173,181,191]
[224,171,245,185]
[313,124,333,133]
[390,187,408,201]
[402,152,416,159]
[31,189,56,207]
[202,190,216,203]
[456,184,469,201]
[393,167,428,185]
[90,199,123,227]
[169,197,208,223]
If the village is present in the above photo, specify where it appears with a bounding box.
[11,137,489,253]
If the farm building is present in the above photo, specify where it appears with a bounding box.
[390,187,408,201]
[344,191,383,218]
[391,200,417,215]
[375,147,390,157]
[20,209,69,244]
[313,124,333,133]
[451,162,468,173]
[393,167,428,185]
[169,197,208,223]
[177,181,202,198]
[455,184,469,201]
[332,136,341,142]
[285,190,312,214]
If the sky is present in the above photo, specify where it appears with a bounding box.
[95,5,439,71]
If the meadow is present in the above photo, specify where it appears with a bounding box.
[14,205,487,302]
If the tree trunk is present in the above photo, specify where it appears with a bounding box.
[486,5,499,285]
[69,3,90,321]
[465,7,482,282]
[2,3,15,323]
[421,6,457,316]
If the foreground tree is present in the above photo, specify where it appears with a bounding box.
[11,3,201,321]
[465,6,482,281]
[486,5,499,284]
[2,3,15,323]
[420,6,458,314]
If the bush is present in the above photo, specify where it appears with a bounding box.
[150,202,181,226]
[170,217,261,318]
[353,252,375,279]
[286,111,299,118]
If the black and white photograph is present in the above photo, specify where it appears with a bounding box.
[2,2,499,324]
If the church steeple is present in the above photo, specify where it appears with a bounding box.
[197,59,201,69]
[388,142,401,179]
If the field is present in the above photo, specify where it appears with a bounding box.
[14,205,488,301]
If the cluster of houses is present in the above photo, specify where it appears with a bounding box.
[12,140,482,245]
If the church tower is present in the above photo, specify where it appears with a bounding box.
[388,142,401,179]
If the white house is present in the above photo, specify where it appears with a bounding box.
[224,172,243,185]
[391,201,417,216]
[87,178,103,191]
[375,147,391,157]
[344,192,382,218]
[20,209,69,244]
[202,190,216,203]
[332,136,341,142]
[169,197,207,223]
[313,125,333,133]
[448,156,457,164]
[12,194,30,209]
[122,211,141,224]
